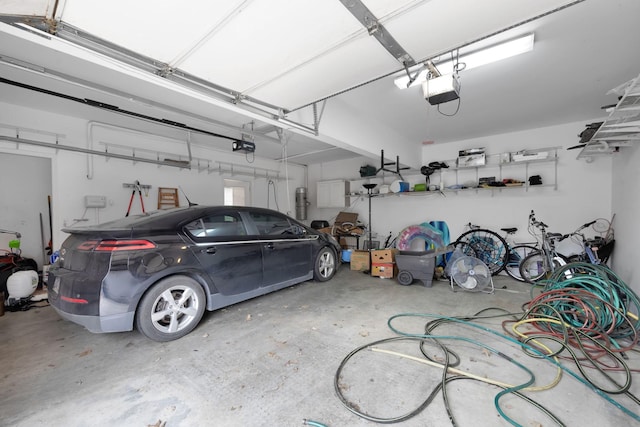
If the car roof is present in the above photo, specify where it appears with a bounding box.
[62,205,295,234]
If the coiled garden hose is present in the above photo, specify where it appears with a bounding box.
[334,265,640,425]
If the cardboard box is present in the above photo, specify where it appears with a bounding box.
[370,249,398,264]
[339,237,349,249]
[335,211,358,226]
[371,262,396,278]
[317,227,334,235]
[350,250,370,271]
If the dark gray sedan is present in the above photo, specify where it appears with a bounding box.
[48,206,341,341]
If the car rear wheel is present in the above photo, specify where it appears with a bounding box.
[314,247,336,282]
[136,275,206,342]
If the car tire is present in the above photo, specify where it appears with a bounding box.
[314,247,336,282]
[136,275,206,342]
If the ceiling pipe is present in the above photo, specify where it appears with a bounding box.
[86,121,196,180]
[1,134,193,169]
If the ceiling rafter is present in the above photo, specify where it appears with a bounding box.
[339,0,414,66]
[241,0,427,99]
[290,0,587,113]
[167,0,254,70]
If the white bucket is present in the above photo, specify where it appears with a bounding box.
[7,270,38,299]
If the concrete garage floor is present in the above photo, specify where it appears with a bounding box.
[1,266,638,427]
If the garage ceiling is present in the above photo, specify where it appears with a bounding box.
[1,0,639,167]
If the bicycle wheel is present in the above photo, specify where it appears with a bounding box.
[454,229,508,275]
[505,245,538,282]
[518,251,568,284]
[452,241,478,258]
[519,251,547,283]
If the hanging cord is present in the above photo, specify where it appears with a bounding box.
[437,49,462,117]
[436,96,461,117]
[267,180,279,212]
[283,142,291,215]
[276,129,292,215]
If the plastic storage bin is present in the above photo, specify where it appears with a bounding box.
[395,250,437,287]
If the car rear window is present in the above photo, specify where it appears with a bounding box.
[184,213,246,238]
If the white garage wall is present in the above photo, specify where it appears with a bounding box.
[4,98,634,294]
[308,120,614,260]
[611,143,639,294]
[0,102,306,264]
[308,121,640,294]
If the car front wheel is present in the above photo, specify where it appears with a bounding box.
[314,247,336,282]
[136,275,206,342]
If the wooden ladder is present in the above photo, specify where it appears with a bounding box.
[158,187,179,209]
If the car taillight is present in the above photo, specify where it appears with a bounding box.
[61,296,89,304]
[77,239,156,251]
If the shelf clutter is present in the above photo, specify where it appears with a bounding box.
[346,146,558,197]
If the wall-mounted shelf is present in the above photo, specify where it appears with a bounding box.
[577,72,640,160]
[346,146,559,197]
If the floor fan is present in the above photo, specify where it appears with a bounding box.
[448,254,494,293]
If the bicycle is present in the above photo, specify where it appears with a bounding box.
[454,223,538,280]
[565,220,615,266]
[518,211,569,283]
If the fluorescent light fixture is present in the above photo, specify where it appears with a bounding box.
[394,33,534,89]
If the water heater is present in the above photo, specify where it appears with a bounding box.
[295,187,309,220]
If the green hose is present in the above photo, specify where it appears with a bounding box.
[388,312,640,423]
[303,419,328,427]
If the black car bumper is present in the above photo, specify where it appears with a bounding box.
[48,265,137,333]
[50,305,135,333]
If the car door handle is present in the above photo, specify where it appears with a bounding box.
[202,246,217,254]
[264,243,275,250]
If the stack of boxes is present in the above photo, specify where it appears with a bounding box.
[370,249,398,278]
[349,248,398,279]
